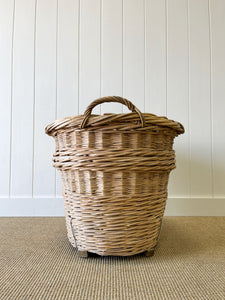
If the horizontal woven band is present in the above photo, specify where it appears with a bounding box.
[64,190,167,201]
[53,149,176,171]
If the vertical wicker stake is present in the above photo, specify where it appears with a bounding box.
[46,96,184,258]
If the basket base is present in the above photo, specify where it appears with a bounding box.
[144,249,155,257]
[77,249,156,258]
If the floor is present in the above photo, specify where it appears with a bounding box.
[0,217,224,300]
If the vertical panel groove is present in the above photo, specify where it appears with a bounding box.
[144,0,146,112]
[9,0,16,197]
[78,0,80,114]
[100,0,102,108]
[165,0,168,116]
[55,0,58,120]
[55,0,58,198]
[32,0,37,197]
[122,0,124,111]
[187,0,191,199]
[208,0,214,198]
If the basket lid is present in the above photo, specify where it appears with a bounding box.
[45,96,184,136]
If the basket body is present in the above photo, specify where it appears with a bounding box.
[46,96,184,257]
[54,128,176,256]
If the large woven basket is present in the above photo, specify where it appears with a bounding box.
[46,96,184,257]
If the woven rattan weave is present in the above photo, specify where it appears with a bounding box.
[46,96,184,257]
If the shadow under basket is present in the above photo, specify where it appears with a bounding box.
[45,96,184,257]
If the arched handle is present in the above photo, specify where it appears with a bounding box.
[80,96,145,128]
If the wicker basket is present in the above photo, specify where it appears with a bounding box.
[45,96,184,257]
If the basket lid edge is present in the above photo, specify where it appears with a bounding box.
[45,113,185,136]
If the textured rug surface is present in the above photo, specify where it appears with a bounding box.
[0,217,224,300]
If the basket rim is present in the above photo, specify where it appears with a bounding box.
[45,112,184,136]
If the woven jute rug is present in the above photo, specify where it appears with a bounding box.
[0,217,224,300]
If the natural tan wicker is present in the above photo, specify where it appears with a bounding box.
[46,96,184,257]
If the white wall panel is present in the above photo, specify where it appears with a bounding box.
[101,0,123,114]
[0,0,15,196]
[0,0,225,216]
[123,0,145,112]
[188,0,212,197]
[56,0,79,196]
[79,0,101,115]
[145,0,167,115]
[33,0,57,196]
[57,0,79,119]
[167,0,189,197]
[11,0,36,196]
[210,0,225,197]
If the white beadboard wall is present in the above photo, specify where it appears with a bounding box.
[0,0,225,216]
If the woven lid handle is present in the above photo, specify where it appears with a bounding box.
[80,96,145,128]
